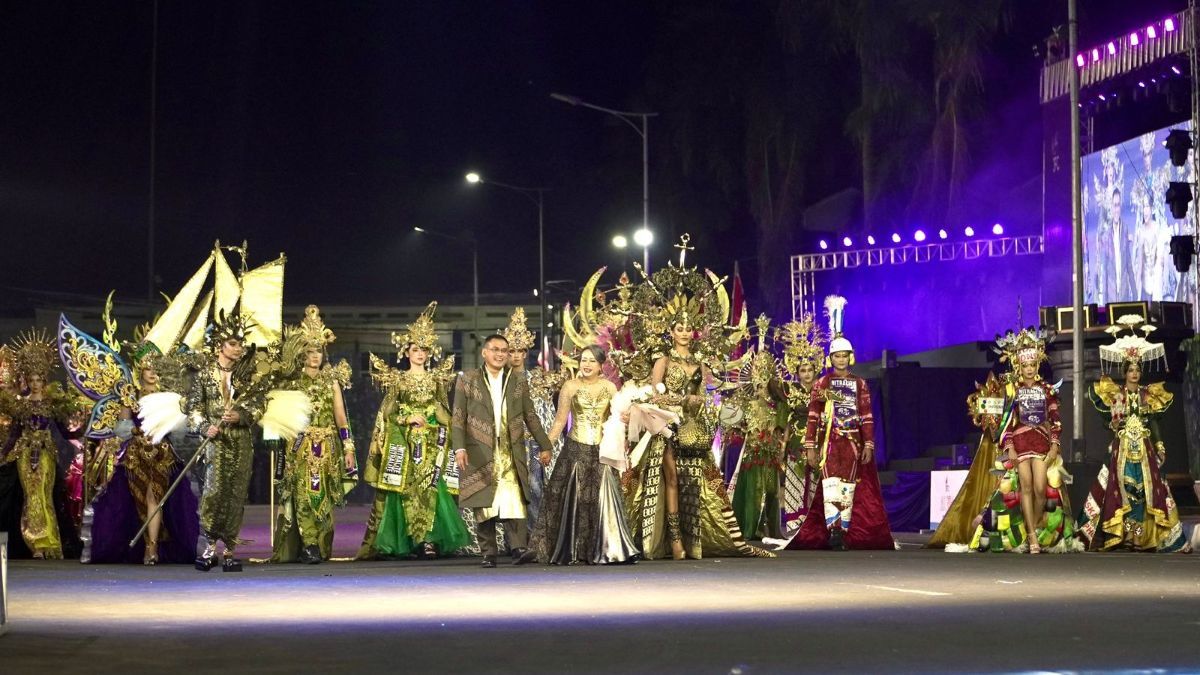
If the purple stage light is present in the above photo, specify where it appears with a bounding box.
[1165,18,1176,32]
[1076,53,1086,67]
[992,223,1004,236]
[938,229,948,240]
[1106,42,1116,56]
[1091,48,1100,62]
[891,233,902,244]
[964,226,975,237]
[1172,65,1182,75]
[818,239,828,250]
[1139,81,1146,88]
[866,235,876,246]
[1148,25,1158,39]
[913,229,927,242]
[1130,32,1140,46]
[1098,94,1107,101]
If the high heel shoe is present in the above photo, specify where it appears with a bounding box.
[143,540,159,566]
[666,513,686,560]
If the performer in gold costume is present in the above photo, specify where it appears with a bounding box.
[771,314,826,539]
[188,312,263,572]
[358,303,470,559]
[0,330,82,559]
[272,306,358,563]
[530,345,638,564]
[1080,317,1188,552]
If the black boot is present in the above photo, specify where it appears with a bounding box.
[195,540,217,571]
[298,545,322,565]
[222,552,243,572]
[828,526,846,551]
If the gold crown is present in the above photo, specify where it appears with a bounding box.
[11,328,57,379]
[0,345,14,388]
[995,326,1052,367]
[391,302,441,358]
[501,307,536,352]
[775,314,827,372]
[295,305,336,351]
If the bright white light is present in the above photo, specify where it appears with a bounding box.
[532,288,539,297]
[992,223,1005,236]
[413,226,425,232]
[633,228,653,248]
[842,236,853,247]
[1076,54,1086,67]
[547,322,554,328]
[1092,48,1100,62]
[1106,42,1116,56]
[913,230,927,242]
[818,240,828,250]
[465,172,482,184]
[1148,25,1158,39]
[891,233,902,244]
[612,234,628,249]
[1130,32,1140,46]
[866,235,876,246]
[546,304,553,310]
[1165,18,1176,32]
[938,229,948,240]
[964,226,975,237]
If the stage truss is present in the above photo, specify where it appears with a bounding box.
[789,235,1045,320]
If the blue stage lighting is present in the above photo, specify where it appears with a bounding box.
[842,236,853,247]
[818,239,828,250]
[992,223,1004,235]
[891,233,902,243]
[913,230,927,242]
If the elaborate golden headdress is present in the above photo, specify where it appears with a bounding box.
[391,301,441,358]
[775,313,827,373]
[11,328,57,379]
[501,307,536,352]
[204,307,256,352]
[995,326,1053,368]
[1099,315,1166,371]
[295,304,336,352]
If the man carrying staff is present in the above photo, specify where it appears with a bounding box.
[452,334,553,568]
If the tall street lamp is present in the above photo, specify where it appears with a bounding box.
[465,172,549,366]
[414,226,479,362]
[551,92,658,271]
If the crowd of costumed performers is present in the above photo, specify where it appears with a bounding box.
[1,235,1192,571]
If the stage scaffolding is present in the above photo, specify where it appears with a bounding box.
[789,235,1044,320]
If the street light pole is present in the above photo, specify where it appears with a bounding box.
[414,226,479,366]
[465,174,549,367]
[550,93,658,272]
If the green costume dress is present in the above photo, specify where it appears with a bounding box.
[357,367,469,558]
[272,364,357,561]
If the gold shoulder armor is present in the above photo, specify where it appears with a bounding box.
[1143,382,1174,413]
[1092,376,1120,408]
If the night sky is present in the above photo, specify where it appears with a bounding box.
[0,1,1187,311]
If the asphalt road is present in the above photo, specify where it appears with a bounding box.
[2,546,1198,674]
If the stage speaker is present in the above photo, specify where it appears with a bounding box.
[1106,301,1149,325]
[1152,301,1192,327]
[1039,304,1098,331]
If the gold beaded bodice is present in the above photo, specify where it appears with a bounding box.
[664,358,702,399]
[569,384,611,445]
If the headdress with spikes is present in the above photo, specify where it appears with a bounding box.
[391,302,441,359]
[11,328,58,380]
[1099,315,1166,372]
[295,304,336,352]
[0,345,14,389]
[775,313,827,373]
[501,307,536,352]
[994,326,1053,368]
[204,307,256,353]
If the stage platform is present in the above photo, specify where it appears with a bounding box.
[2,510,1198,673]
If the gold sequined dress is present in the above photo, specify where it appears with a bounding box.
[530,384,639,564]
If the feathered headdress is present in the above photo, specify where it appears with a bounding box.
[1099,315,1166,372]
[501,307,536,352]
[775,313,827,373]
[391,301,441,358]
[823,295,854,365]
[11,328,57,379]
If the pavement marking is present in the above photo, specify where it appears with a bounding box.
[839,583,951,597]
